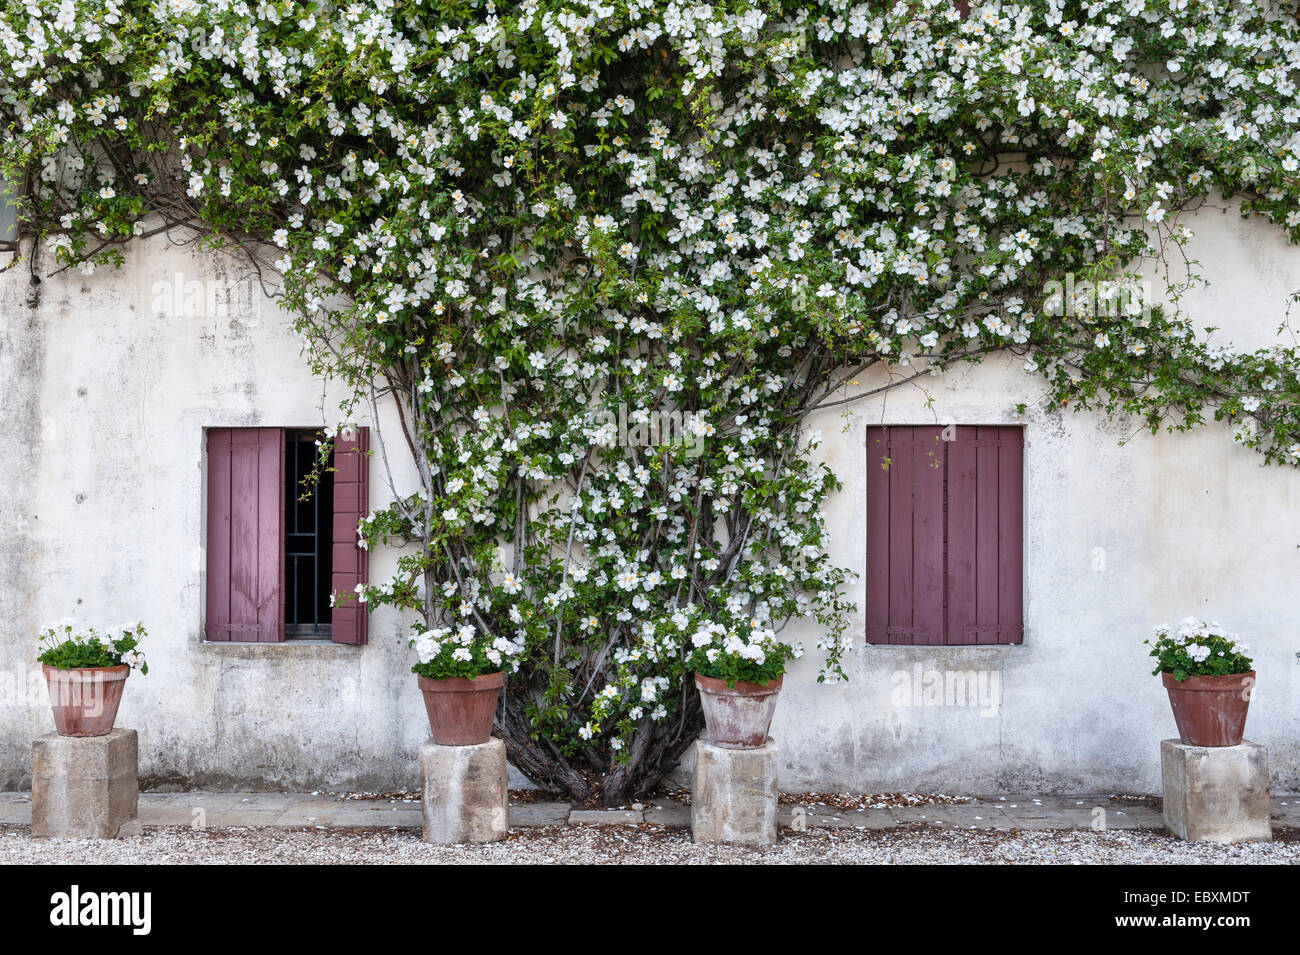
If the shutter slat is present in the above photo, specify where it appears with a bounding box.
[974,427,1002,645]
[229,430,261,638]
[911,427,945,646]
[997,428,1025,644]
[331,427,369,646]
[256,429,284,643]
[886,427,915,645]
[205,430,233,642]
[945,426,979,646]
[864,428,891,645]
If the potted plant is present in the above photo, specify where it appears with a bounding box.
[410,624,523,745]
[1147,618,1255,747]
[37,621,149,737]
[688,621,799,749]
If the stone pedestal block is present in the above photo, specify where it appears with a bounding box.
[419,737,509,844]
[691,738,779,845]
[1161,738,1271,843]
[32,729,139,839]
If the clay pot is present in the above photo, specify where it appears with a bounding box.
[695,673,783,749]
[418,671,504,745]
[1162,670,1255,747]
[43,664,130,737]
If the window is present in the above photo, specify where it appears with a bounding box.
[0,175,18,249]
[865,425,1023,646]
[204,427,369,644]
[285,430,333,637]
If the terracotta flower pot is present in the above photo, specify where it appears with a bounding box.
[417,671,504,745]
[695,673,783,749]
[42,664,130,737]
[1162,670,1255,747]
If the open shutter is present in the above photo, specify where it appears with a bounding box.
[866,425,1023,646]
[331,426,369,645]
[205,428,284,642]
[945,426,1023,645]
[865,426,945,645]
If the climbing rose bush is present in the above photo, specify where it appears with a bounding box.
[4,0,1300,800]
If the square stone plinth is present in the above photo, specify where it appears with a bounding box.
[1161,738,1271,844]
[32,730,139,839]
[691,739,779,845]
[419,737,509,844]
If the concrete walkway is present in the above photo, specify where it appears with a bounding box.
[2,791,1298,831]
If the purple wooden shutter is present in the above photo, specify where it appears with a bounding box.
[205,427,284,642]
[331,427,369,645]
[865,426,945,645]
[865,428,891,645]
[945,426,1023,645]
[866,425,1022,645]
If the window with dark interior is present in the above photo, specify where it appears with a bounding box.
[284,430,333,638]
[204,426,369,644]
[865,425,1024,646]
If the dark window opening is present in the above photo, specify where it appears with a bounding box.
[284,430,333,638]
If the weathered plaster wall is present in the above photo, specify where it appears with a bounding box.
[0,238,432,791]
[773,353,1300,794]
[773,199,1300,794]
[1,198,1298,795]
[0,263,49,789]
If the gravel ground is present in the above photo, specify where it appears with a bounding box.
[2,823,1297,864]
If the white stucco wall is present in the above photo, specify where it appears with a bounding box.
[0,239,433,790]
[772,352,1300,794]
[1,198,1297,794]
[773,199,1300,794]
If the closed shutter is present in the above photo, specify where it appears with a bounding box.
[330,427,369,646]
[205,427,284,642]
[866,426,945,645]
[946,426,1023,645]
[865,425,1023,645]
